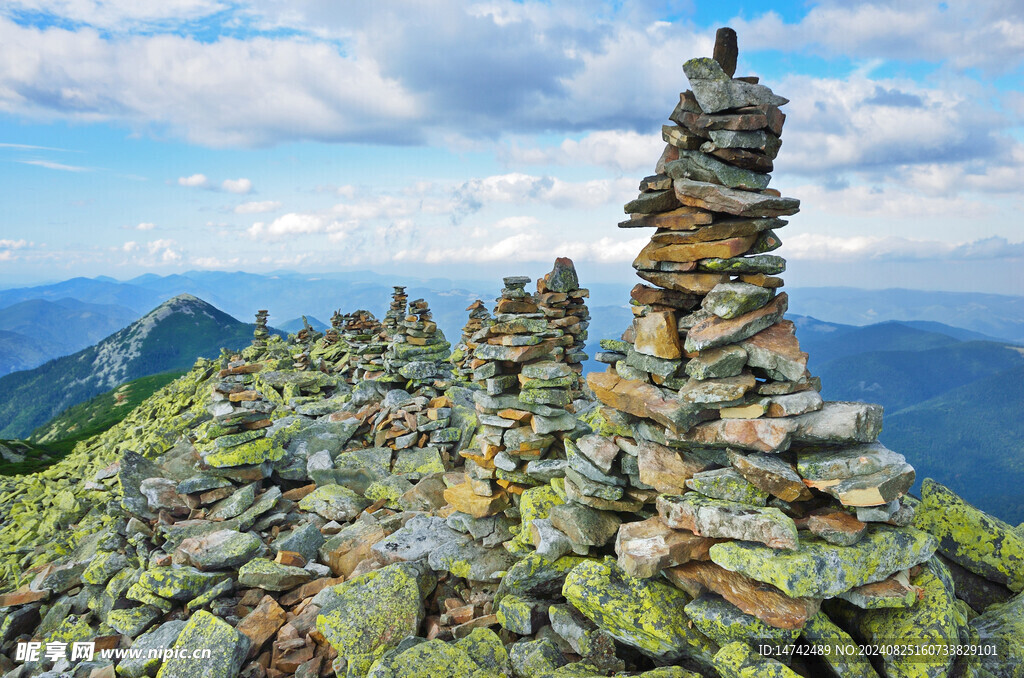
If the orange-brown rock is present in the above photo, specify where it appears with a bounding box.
[651,217,779,245]
[278,577,345,607]
[587,372,707,433]
[220,363,263,377]
[237,595,287,659]
[0,587,48,606]
[630,284,701,311]
[632,311,682,359]
[739,319,808,382]
[839,571,923,608]
[274,551,306,568]
[443,479,511,518]
[684,292,788,352]
[229,390,262,402]
[665,560,820,630]
[644,235,758,263]
[739,273,785,288]
[618,206,713,230]
[615,516,719,578]
[807,510,868,546]
[636,270,730,294]
[281,484,317,502]
[324,523,386,577]
[636,439,714,493]
[684,417,797,453]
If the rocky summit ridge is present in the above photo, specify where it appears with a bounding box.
[1,27,1024,678]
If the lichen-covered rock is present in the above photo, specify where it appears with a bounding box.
[658,493,797,550]
[316,562,430,673]
[966,589,1024,676]
[709,525,936,598]
[562,557,717,668]
[237,558,314,591]
[298,484,371,522]
[426,539,517,583]
[852,559,969,678]
[712,641,800,678]
[799,611,880,678]
[176,529,262,571]
[155,610,250,678]
[107,605,162,638]
[137,567,230,602]
[118,620,186,678]
[913,479,1024,593]
[685,593,800,661]
[366,638,501,678]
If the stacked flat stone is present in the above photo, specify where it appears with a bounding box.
[444,275,581,520]
[339,310,387,383]
[381,299,454,391]
[201,357,277,470]
[252,309,269,349]
[535,257,590,392]
[450,300,493,382]
[382,286,408,336]
[557,30,938,671]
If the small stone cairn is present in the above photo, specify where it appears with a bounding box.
[535,257,591,396]
[252,309,269,349]
[451,300,493,381]
[340,310,387,382]
[381,299,454,391]
[444,274,582,520]
[382,285,408,336]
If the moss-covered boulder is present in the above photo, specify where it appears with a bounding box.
[562,557,717,668]
[155,610,249,678]
[316,562,431,674]
[913,479,1024,593]
[709,525,936,598]
[202,437,283,468]
[137,567,231,602]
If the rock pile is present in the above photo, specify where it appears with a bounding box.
[446,273,583,521]
[535,258,591,396]
[450,300,492,382]
[252,310,270,350]
[382,286,408,336]
[380,299,454,391]
[339,311,387,383]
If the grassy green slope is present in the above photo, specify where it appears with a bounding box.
[882,363,1024,524]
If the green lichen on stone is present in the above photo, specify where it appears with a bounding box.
[156,610,249,678]
[316,562,428,670]
[107,606,162,638]
[82,550,128,586]
[202,437,281,468]
[964,588,1024,675]
[562,557,717,667]
[686,467,769,506]
[800,611,880,678]
[854,559,968,678]
[497,552,591,606]
[710,525,937,598]
[685,594,799,653]
[713,641,800,678]
[237,558,313,591]
[298,483,370,522]
[515,484,565,546]
[367,639,500,678]
[496,594,544,634]
[137,567,230,602]
[913,478,1024,592]
[453,628,511,675]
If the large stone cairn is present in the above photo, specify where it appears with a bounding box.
[252,309,269,349]
[450,300,492,381]
[445,275,581,520]
[381,299,454,391]
[562,28,938,671]
[535,257,590,395]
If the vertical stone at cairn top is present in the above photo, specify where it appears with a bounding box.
[536,257,591,392]
[252,309,269,348]
[559,28,935,665]
[451,299,492,381]
[382,285,408,337]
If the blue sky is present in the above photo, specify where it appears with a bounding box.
[1,0,1023,292]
